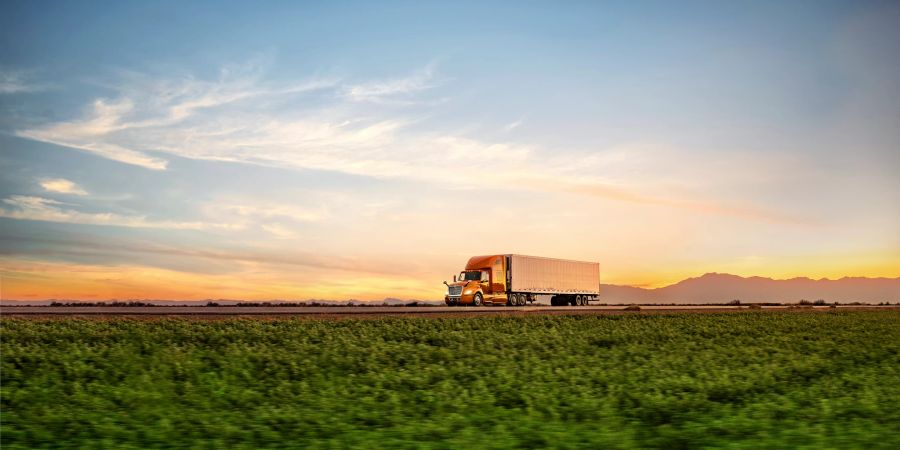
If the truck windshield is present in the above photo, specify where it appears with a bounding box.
[459,271,483,281]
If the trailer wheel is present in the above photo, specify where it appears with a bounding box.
[516,293,526,306]
[472,292,483,306]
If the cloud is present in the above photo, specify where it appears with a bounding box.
[560,181,813,225]
[503,119,523,131]
[0,231,422,278]
[0,69,50,94]
[17,68,337,170]
[17,97,167,170]
[217,203,327,223]
[0,195,241,231]
[39,178,88,196]
[343,63,437,102]
[13,61,808,223]
[207,202,328,238]
[260,223,298,239]
[9,63,547,187]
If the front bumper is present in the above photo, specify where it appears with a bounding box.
[445,293,474,305]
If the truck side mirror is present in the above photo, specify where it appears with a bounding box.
[453,275,457,282]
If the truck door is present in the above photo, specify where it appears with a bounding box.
[491,257,505,295]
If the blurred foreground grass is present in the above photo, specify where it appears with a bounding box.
[2,311,899,448]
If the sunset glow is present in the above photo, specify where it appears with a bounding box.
[2,1,899,301]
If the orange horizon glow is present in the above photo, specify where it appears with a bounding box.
[3,256,898,301]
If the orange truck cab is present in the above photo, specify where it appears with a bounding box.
[444,254,600,307]
[444,255,508,306]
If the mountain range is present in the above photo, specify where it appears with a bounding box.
[599,273,900,304]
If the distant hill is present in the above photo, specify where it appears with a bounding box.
[600,273,900,304]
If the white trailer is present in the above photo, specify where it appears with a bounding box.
[507,254,599,306]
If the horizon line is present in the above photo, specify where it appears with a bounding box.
[3,272,898,303]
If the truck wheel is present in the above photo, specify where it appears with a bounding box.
[507,294,515,306]
[473,292,483,306]
[518,294,526,306]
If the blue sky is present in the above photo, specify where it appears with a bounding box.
[1,0,898,299]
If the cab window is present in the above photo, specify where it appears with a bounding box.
[459,271,482,281]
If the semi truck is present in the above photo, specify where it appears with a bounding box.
[444,254,600,306]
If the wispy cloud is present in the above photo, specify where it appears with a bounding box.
[39,178,88,196]
[13,61,808,224]
[503,119,523,131]
[0,69,50,94]
[17,67,337,170]
[0,232,424,279]
[0,196,241,231]
[216,203,328,223]
[17,97,168,170]
[343,64,437,102]
[260,223,298,239]
[558,181,814,225]
[12,62,538,185]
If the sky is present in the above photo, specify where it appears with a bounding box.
[1,0,899,300]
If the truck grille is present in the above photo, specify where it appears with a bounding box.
[448,286,462,296]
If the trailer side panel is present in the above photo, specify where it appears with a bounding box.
[508,254,599,295]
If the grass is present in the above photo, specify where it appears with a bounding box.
[2,311,899,448]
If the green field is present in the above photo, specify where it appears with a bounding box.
[2,311,899,448]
